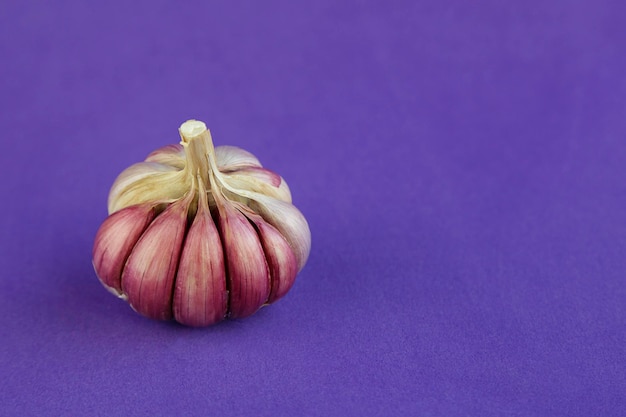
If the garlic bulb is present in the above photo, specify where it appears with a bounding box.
[92,120,311,326]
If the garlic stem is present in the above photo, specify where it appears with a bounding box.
[179,120,217,189]
[179,119,207,138]
[179,120,242,203]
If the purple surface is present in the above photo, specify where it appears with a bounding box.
[1,1,625,416]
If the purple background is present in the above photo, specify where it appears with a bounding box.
[1,1,625,416]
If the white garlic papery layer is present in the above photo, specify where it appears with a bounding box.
[92,120,311,327]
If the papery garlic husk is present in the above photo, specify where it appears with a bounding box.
[92,120,311,326]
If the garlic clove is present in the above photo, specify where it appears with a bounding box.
[241,208,298,304]
[173,182,227,327]
[247,194,311,272]
[215,194,270,319]
[215,145,262,171]
[145,144,185,169]
[223,167,292,203]
[256,221,298,304]
[108,167,187,215]
[92,203,157,296]
[121,193,192,320]
[233,167,282,187]
[108,162,179,213]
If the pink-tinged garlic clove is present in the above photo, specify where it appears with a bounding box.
[173,182,227,327]
[223,167,292,203]
[215,145,262,171]
[247,194,311,272]
[215,195,270,319]
[248,213,298,304]
[108,163,186,215]
[145,144,185,168]
[257,221,298,304]
[121,193,192,320]
[93,203,157,296]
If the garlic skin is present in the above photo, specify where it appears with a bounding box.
[93,120,311,326]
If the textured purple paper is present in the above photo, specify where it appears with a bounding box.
[1,1,624,416]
